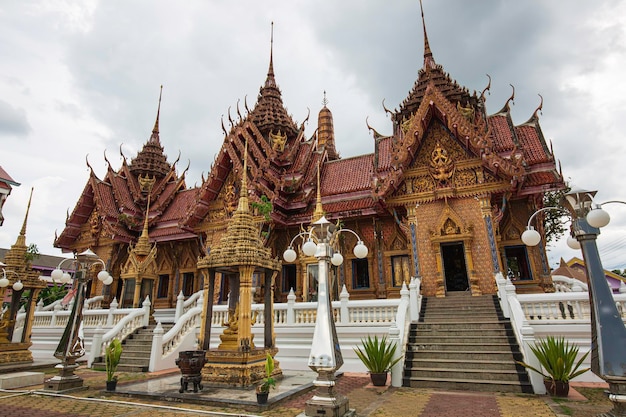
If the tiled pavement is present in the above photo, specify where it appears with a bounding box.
[0,365,613,417]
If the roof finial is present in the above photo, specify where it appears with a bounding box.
[152,85,162,135]
[237,138,250,212]
[18,187,34,239]
[312,161,324,222]
[265,22,276,88]
[322,90,328,107]
[420,0,435,70]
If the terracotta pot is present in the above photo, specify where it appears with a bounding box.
[256,391,269,404]
[544,379,569,397]
[370,372,388,386]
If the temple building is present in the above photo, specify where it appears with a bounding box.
[54,12,564,309]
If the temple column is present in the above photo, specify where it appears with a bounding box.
[237,265,254,350]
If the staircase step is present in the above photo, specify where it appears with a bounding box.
[409,335,518,345]
[403,376,532,394]
[406,350,522,361]
[404,367,523,382]
[403,294,531,393]
[405,358,521,371]
[408,342,514,352]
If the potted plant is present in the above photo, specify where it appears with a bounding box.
[105,338,123,391]
[517,336,590,397]
[354,335,402,386]
[256,352,276,404]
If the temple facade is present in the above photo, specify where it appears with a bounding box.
[54,13,564,309]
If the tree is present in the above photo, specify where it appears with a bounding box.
[25,243,40,262]
[542,185,571,245]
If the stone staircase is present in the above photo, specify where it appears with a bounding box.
[403,292,533,393]
[93,324,172,373]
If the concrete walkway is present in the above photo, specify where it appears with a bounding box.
[0,366,613,416]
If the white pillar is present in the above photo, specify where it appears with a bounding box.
[175,291,185,321]
[106,297,118,326]
[340,285,350,324]
[389,322,402,387]
[148,321,164,372]
[286,288,296,325]
[142,295,151,326]
[88,324,105,368]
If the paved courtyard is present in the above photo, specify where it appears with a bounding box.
[0,365,613,417]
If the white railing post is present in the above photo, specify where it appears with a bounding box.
[340,285,350,324]
[51,303,62,326]
[286,288,296,325]
[107,297,118,326]
[149,321,164,372]
[88,324,105,368]
[389,321,402,387]
[175,291,184,322]
[521,323,545,394]
[409,277,420,322]
[495,272,511,318]
[142,296,151,327]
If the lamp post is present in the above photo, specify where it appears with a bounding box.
[45,249,112,391]
[284,216,367,417]
[522,188,626,416]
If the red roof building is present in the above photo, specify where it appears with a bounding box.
[55,10,564,308]
[0,166,20,227]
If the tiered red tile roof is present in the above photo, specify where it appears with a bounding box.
[56,13,564,252]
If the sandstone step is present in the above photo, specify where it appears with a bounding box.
[404,367,523,382]
[405,358,521,371]
[408,335,518,345]
[403,376,532,394]
[415,321,507,330]
[408,342,514,352]
[406,349,522,362]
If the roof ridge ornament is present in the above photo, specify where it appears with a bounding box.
[420,0,435,70]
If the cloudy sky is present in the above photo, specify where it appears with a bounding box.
[1,0,626,270]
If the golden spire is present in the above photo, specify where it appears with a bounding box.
[152,85,163,136]
[15,187,33,248]
[134,192,153,256]
[237,139,250,213]
[312,162,324,222]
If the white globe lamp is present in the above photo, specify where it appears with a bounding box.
[302,239,317,257]
[331,252,344,266]
[587,206,610,228]
[283,247,297,263]
[353,241,368,259]
[521,227,541,247]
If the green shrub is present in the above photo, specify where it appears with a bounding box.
[105,339,123,382]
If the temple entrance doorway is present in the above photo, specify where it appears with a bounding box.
[441,242,469,292]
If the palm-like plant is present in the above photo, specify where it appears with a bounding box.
[353,335,402,373]
[517,336,590,383]
[105,339,123,382]
[257,352,276,393]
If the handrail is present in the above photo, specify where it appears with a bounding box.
[551,276,588,292]
[160,305,202,358]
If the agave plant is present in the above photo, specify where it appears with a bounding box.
[353,335,402,373]
[517,336,590,382]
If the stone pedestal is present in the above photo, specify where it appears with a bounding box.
[202,347,281,388]
[44,362,85,392]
